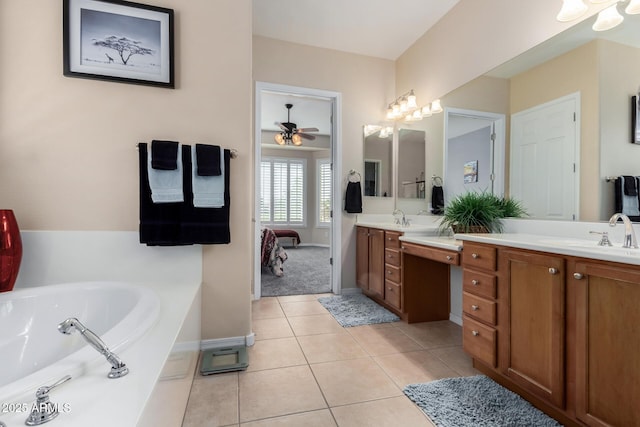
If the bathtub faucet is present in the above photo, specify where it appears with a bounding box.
[58,317,129,378]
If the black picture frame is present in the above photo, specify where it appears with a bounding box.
[63,0,174,88]
[632,95,639,144]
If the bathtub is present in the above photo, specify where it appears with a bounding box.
[0,281,160,402]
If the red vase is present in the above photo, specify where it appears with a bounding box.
[0,209,22,292]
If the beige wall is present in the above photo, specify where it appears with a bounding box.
[0,1,253,340]
[253,36,396,289]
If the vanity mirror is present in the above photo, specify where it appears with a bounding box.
[397,128,426,199]
[363,125,393,197]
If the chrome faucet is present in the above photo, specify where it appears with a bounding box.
[393,208,410,226]
[608,213,639,248]
[25,375,71,426]
[58,318,129,378]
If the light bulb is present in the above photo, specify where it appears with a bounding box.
[412,110,422,121]
[556,0,588,21]
[399,96,408,112]
[421,105,432,117]
[407,90,418,110]
[292,134,302,145]
[626,0,640,14]
[274,133,285,145]
[431,99,443,113]
[392,102,400,116]
[592,3,623,31]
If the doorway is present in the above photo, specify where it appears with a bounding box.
[254,82,342,299]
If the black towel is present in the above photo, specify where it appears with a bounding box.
[344,181,362,213]
[151,140,179,170]
[431,185,445,215]
[623,175,638,196]
[195,144,221,176]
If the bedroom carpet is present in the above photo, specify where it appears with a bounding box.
[261,246,331,296]
[317,293,400,327]
[403,375,562,427]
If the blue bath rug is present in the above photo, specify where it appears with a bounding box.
[317,293,400,327]
[403,375,563,427]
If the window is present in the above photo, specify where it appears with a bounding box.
[260,158,306,225]
[317,159,332,226]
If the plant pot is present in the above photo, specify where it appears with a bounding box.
[0,209,22,292]
[451,224,490,234]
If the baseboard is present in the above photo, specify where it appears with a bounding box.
[449,313,462,326]
[200,332,256,350]
[340,287,362,295]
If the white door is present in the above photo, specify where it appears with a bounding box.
[510,93,579,220]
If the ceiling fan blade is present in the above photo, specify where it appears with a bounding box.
[296,127,319,133]
[298,133,316,141]
[275,122,288,131]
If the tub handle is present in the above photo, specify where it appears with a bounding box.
[25,375,71,426]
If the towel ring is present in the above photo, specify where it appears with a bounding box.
[348,169,361,183]
[432,175,443,186]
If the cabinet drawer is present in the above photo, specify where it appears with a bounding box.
[463,269,497,299]
[462,243,497,271]
[385,231,402,249]
[385,264,401,283]
[463,315,497,368]
[401,242,459,265]
[384,280,401,310]
[463,292,496,325]
[385,248,401,267]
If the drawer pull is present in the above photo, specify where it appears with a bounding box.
[472,253,479,259]
[388,237,392,241]
[388,254,393,258]
[387,270,391,274]
[471,330,480,337]
[446,255,453,260]
[471,279,479,286]
[471,305,479,311]
[401,246,406,250]
[548,267,558,275]
[573,273,584,280]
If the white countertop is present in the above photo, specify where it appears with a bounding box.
[355,214,442,235]
[455,233,640,266]
[400,235,463,251]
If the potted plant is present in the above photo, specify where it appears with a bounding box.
[438,191,527,234]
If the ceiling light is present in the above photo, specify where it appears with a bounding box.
[626,0,640,14]
[556,0,588,21]
[274,133,285,145]
[291,134,302,145]
[431,99,443,114]
[592,3,624,31]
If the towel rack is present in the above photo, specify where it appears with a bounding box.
[432,175,443,186]
[137,143,238,159]
[348,169,361,183]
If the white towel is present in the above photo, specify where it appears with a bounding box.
[620,177,640,216]
[192,145,225,208]
[147,145,184,203]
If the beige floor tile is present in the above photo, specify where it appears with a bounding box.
[277,294,330,303]
[252,298,285,320]
[348,326,422,356]
[252,317,294,341]
[395,321,462,349]
[374,350,460,388]
[287,314,346,336]
[246,337,307,372]
[297,333,368,364]
[429,346,480,377]
[238,365,327,422]
[330,396,435,427]
[182,372,238,427]
[240,409,337,427]
[280,300,329,317]
[310,358,401,406]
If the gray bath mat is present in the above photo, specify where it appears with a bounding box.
[403,375,563,427]
[317,293,400,327]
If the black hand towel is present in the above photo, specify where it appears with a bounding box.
[431,185,445,214]
[345,181,362,213]
[195,144,221,176]
[151,140,179,170]
[623,175,638,196]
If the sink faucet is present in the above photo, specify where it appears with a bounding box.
[392,209,409,226]
[58,318,129,378]
[608,213,639,248]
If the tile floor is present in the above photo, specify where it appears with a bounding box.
[182,294,480,427]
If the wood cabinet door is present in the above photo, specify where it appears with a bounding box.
[356,227,369,290]
[573,261,640,427]
[502,249,565,408]
[368,228,385,298]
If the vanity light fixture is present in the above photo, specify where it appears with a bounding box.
[557,0,638,31]
[385,90,443,122]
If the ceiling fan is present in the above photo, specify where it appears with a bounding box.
[274,103,319,146]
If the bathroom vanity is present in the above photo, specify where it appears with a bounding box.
[457,233,640,427]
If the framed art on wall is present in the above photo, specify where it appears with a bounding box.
[632,95,639,144]
[63,0,174,88]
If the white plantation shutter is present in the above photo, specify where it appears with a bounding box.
[318,160,332,225]
[260,157,306,225]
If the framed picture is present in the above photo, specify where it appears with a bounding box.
[463,160,478,183]
[63,0,174,88]
[632,96,639,144]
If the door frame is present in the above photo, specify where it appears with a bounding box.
[254,81,342,299]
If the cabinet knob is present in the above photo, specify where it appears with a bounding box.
[388,254,392,258]
[446,255,453,260]
[387,270,391,274]
[471,279,479,286]
[388,237,392,241]
[471,330,480,337]
[472,253,479,259]
[573,273,584,280]
[401,246,406,250]
[471,305,479,311]
[548,267,558,275]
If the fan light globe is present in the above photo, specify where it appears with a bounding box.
[292,134,302,145]
[274,133,285,145]
[556,0,588,21]
[592,3,624,31]
[626,0,640,14]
